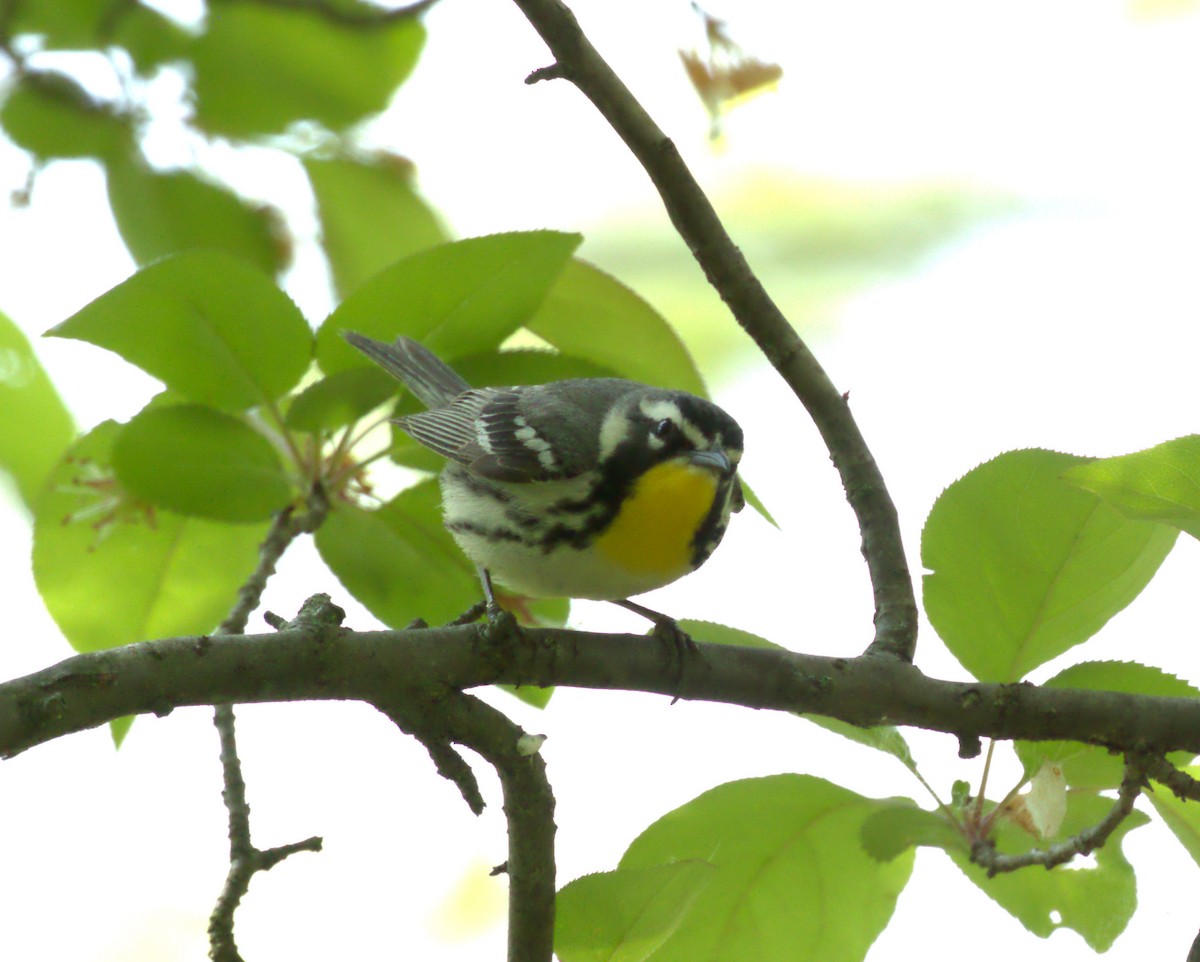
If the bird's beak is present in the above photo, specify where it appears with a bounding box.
[687,449,733,476]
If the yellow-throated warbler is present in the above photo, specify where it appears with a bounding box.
[345,332,744,618]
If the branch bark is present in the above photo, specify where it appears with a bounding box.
[508,0,918,661]
[6,626,1200,759]
[1134,751,1200,802]
[377,689,557,962]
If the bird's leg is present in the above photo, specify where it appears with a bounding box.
[611,599,701,696]
[611,598,687,638]
[478,564,499,613]
[477,565,518,639]
[446,568,505,627]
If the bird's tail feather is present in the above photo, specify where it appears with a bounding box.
[343,331,471,409]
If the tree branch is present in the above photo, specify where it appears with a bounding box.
[376,689,557,962]
[377,691,487,815]
[1133,750,1200,802]
[208,501,329,962]
[508,0,918,661]
[7,627,1200,760]
[208,699,324,962]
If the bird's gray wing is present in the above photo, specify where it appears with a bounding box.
[399,387,584,483]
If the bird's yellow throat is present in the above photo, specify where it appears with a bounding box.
[594,460,719,578]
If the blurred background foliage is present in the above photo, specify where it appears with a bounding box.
[585,172,1014,363]
[1,0,1009,401]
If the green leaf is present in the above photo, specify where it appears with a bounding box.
[111,404,293,522]
[804,716,918,772]
[110,715,134,748]
[304,153,451,299]
[675,619,779,649]
[922,448,1177,682]
[111,4,192,73]
[951,794,1149,951]
[861,792,1147,951]
[860,802,967,862]
[0,73,128,160]
[619,775,913,962]
[677,621,920,774]
[317,231,581,373]
[1014,661,1198,789]
[1064,435,1200,540]
[525,596,571,627]
[502,685,555,710]
[446,348,618,388]
[738,482,777,528]
[191,2,425,137]
[49,250,312,412]
[527,259,706,394]
[7,0,115,50]
[1146,764,1200,866]
[10,0,190,66]
[0,311,75,507]
[106,154,286,275]
[32,422,270,653]
[284,367,396,434]
[556,861,716,962]
[315,481,479,627]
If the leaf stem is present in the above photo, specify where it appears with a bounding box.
[974,738,997,825]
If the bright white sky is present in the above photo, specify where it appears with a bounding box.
[3,1,1200,960]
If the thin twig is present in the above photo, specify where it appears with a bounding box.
[508,0,918,661]
[380,697,487,815]
[973,738,997,825]
[208,494,330,962]
[208,702,325,962]
[1133,750,1200,802]
[446,600,489,627]
[971,755,1148,876]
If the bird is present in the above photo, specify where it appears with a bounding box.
[343,331,744,630]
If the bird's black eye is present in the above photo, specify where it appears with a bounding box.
[651,419,677,441]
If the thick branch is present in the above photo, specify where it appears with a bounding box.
[509,0,917,661]
[7,627,1200,759]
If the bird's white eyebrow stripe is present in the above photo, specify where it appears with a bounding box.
[639,399,683,422]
